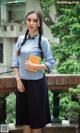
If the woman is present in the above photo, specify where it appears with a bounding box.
[12,11,55,133]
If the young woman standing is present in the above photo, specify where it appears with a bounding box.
[12,11,55,133]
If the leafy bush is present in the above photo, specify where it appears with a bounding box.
[48,90,53,116]
[6,93,16,124]
[51,4,80,73]
[60,85,80,122]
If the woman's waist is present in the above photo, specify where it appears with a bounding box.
[19,68,44,80]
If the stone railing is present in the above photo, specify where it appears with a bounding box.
[0,74,80,91]
[0,23,25,38]
[0,74,80,123]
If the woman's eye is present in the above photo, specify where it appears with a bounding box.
[27,18,31,22]
[27,18,38,23]
[33,19,38,22]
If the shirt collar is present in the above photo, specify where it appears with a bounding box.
[27,34,39,40]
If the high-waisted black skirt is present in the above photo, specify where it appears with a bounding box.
[16,75,51,129]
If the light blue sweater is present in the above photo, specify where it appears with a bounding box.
[12,34,55,80]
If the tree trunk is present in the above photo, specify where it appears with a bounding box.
[49,0,58,23]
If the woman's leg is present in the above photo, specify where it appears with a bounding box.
[23,125,32,133]
[32,128,42,133]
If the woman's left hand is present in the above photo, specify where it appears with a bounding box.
[25,60,36,71]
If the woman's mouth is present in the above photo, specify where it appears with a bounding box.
[29,26,34,29]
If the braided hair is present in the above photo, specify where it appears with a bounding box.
[16,29,29,56]
[17,11,43,58]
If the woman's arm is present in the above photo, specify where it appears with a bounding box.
[14,68,21,81]
[25,60,48,71]
[13,68,25,92]
[11,36,25,92]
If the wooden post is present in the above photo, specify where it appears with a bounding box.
[51,90,61,123]
[0,96,6,123]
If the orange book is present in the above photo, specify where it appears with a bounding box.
[28,55,41,72]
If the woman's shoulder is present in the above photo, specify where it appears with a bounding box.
[41,35,49,45]
[18,35,25,41]
[15,35,25,47]
[16,35,25,44]
[41,35,49,43]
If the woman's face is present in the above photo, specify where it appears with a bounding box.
[26,13,40,33]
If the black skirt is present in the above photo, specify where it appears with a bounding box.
[16,75,51,129]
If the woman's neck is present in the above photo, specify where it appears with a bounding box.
[28,31,39,37]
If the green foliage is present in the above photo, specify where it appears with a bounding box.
[51,3,80,73]
[41,0,54,16]
[48,85,80,122]
[57,59,80,74]
[41,0,54,26]
[51,4,80,39]
[48,90,53,115]
[60,85,80,122]
[6,93,16,124]
[69,85,80,103]
[57,0,80,14]
[51,43,80,73]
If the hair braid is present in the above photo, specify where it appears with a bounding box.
[17,29,29,56]
[38,27,43,59]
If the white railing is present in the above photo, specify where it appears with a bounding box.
[0,23,26,38]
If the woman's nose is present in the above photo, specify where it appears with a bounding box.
[30,21,33,25]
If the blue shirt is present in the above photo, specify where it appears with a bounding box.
[12,34,55,80]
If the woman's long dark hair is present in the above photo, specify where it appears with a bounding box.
[17,10,43,58]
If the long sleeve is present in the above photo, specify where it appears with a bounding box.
[41,37,56,73]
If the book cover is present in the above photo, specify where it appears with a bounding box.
[28,55,41,72]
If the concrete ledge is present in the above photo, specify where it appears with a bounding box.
[0,74,80,93]
[9,123,77,133]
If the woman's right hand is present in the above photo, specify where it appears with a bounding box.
[16,79,25,92]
